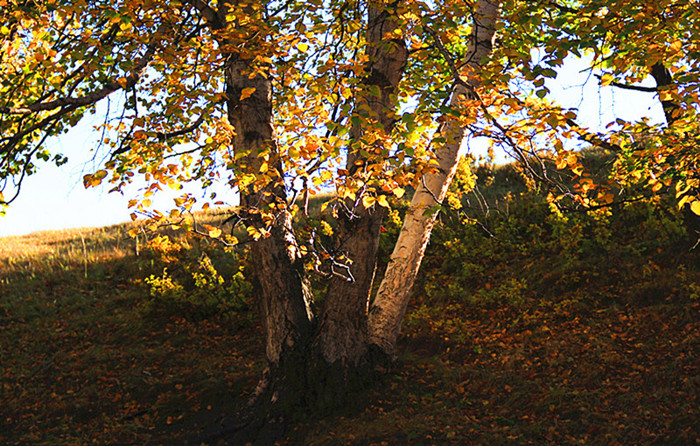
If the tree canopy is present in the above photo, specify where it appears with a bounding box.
[2,0,698,217]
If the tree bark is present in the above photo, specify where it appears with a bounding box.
[650,62,700,244]
[316,1,408,366]
[368,0,502,357]
[206,6,410,441]
[650,62,680,126]
[225,54,314,366]
[212,47,324,444]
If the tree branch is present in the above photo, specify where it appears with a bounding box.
[594,74,659,93]
[0,39,159,115]
[187,0,224,30]
[157,107,211,141]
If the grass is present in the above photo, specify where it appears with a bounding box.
[0,221,264,444]
[1,175,698,444]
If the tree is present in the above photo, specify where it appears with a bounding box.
[2,0,699,441]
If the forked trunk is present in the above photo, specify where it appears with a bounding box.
[209,1,500,442]
[213,4,407,441]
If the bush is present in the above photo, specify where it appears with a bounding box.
[416,161,697,311]
[141,235,252,320]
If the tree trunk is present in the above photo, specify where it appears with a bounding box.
[226,53,314,366]
[213,50,324,444]
[368,0,502,357]
[210,0,502,441]
[208,4,408,442]
[650,62,700,244]
[316,1,407,366]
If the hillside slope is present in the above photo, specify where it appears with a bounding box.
[1,169,698,444]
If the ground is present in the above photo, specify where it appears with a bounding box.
[1,196,698,444]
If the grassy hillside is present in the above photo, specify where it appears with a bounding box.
[1,166,698,444]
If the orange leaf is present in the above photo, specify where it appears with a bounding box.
[240,87,256,100]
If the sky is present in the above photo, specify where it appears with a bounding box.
[0,55,665,237]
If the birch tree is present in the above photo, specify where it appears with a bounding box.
[2,0,699,441]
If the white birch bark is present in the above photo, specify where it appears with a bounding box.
[368,0,501,356]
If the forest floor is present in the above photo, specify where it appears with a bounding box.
[1,200,698,445]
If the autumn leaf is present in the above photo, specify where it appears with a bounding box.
[376,195,390,208]
[691,200,700,216]
[362,195,376,208]
[240,87,256,100]
[203,224,222,238]
[556,156,568,170]
[392,187,405,198]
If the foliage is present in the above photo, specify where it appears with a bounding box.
[141,234,252,319]
[2,0,700,437]
[2,0,699,225]
[420,158,695,313]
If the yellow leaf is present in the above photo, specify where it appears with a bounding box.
[678,194,692,208]
[247,226,261,240]
[83,171,107,188]
[208,227,222,238]
[240,87,256,100]
[142,198,152,207]
[297,42,309,52]
[691,200,700,216]
[599,73,614,86]
[392,187,405,198]
[376,195,390,208]
[362,195,376,208]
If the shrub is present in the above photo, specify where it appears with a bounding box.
[416,160,696,311]
[141,235,252,319]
